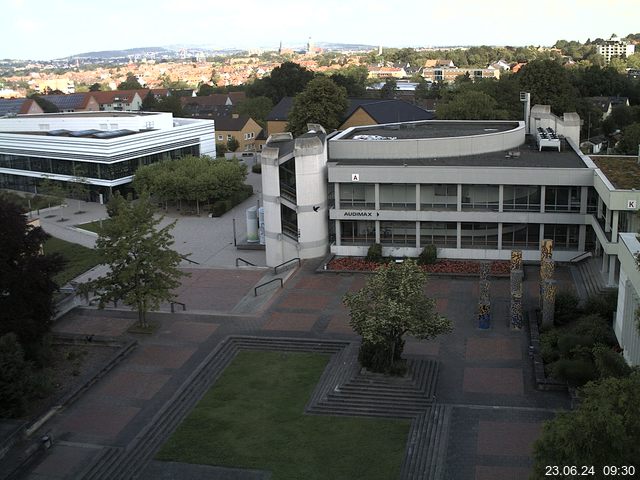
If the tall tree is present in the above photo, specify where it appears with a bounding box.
[531,372,640,478]
[155,95,183,117]
[0,198,63,358]
[518,59,578,115]
[246,61,314,103]
[379,78,398,99]
[286,76,348,136]
[118,73,143,90]
[237,96,273,127]
[343,260,452,374]
[81,193,186,328]
[141,91,159,110]
[616,122,640,155]
[437,90,509,120]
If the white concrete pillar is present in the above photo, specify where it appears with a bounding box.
[578,225,586,251]
[375,220,380,244]
[580,186,588,214]
[497,223,503,250]
[608,255,617,287]
[415,184,420,211]
[375,183,380,210]
[415,221,420,248]
[540,185,546,213]
[334,183,340,209]
[597,197,603,219]
[335,220,341,246]
[457,184,462,212]
[612,211,619,240]
[498,185,504,213]
[602,252,608,274]
[605,207,612,233]
[539,224,545,249]
[456,222,462,249]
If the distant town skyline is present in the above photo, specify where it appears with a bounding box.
[3,0,640,61]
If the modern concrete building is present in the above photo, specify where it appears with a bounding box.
[260,107,639,290]
[614,233,640,366]
[596,36,636,64]
[0,111,215,200]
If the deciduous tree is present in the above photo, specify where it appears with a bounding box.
[286,76,348,136]
[343,260,452,374]
[82,193,186,328]
[0,198,63,357]
[531,373,640,478]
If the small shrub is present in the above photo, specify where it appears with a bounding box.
[210,199,233,217]
[554,290,581,325]
[540,329,561,364]
[569,314,616,346]
[557,334,597,357]
[365,243,383,263]
[584,290,618,322]
[252,163,262,174]
[417,244,438,265]
[550,358,598,386]
[592,345,632,379]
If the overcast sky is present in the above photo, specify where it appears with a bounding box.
[3,0,639,60]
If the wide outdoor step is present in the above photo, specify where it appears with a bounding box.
[400,404,452,480]
[307,405,419,419]
[326,393,431,408]
[336,385,434,399]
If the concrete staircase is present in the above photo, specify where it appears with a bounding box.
[573,257,615,300]
[78,336,349,480]
[400,404,452,480]
[306,358,439,418]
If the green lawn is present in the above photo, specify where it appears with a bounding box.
[157,351,410,480]
[43,237,102,286]
[76,219,111,234]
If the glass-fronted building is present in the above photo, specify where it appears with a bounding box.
[0,111,215,200]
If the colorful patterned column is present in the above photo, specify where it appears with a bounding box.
[478,261,491,329]
[542,279,557,328]
[510,269,524,330]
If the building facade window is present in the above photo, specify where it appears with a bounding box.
[217,135,223,141]
[461,185,499,211]
[340,220,375,245]
[544,224,579,250]
[501,223,540,249]
[502,185,541,211]
[545,186,581,212]
[281,205,298,240]
[380,184,415,210]
[340,183,375,209]
[461,223,499,248]
[420,221,457,247]
[420,184,457,210]
[380,221,415,245]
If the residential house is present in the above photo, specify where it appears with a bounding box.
[39,93,100,113]
[215,114,263,152]
[423,59,455,68]
[181,93,246,118]
[91,91,144,111]
[421,66,500,84]
[585,96,630,120]
[0,98,44,116]
[32,79,75,94]
[367,66,407,79]
[596,36,636,64]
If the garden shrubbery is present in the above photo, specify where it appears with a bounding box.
[541,292,626,387]
[417,244,438,265]
[365,243,383,263]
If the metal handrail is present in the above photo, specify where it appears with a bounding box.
[180,255,200,265]
[170,301,186,313]
[569,251,592,263]
[273,257,301,275]
[254,278,283,296]
[236,257,257,267]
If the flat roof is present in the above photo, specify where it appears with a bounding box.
[10,111,161,119]
[341,121,520,140]
[330,142,587,169]
[591,155,640,189]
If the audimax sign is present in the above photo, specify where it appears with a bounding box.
[343,211,379,217]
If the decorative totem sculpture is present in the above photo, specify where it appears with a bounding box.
[478,261,491,329]
[539,239,556,327]
[510,250,523,330]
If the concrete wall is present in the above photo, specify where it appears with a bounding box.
[614,233,640,366]
[2,111,174,131]
[330,121,525,160]
[529,105,581,146]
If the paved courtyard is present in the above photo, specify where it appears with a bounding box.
[17,258,575,480]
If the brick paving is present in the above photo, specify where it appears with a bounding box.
[21,262,577,480]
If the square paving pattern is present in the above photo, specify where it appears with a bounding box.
[159,320,219,343]
[262,312,319,332]
[476,421,543,456]
[463,367,524,395]
[172,268,264,312]
[96,370,171,400]
[129,345,196,369]
[465,337,521,361]
[58,403,140,439]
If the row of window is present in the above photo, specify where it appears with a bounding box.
[339,220,581,250]
[216,132,256,142]
[338,184,597,213]
[0,145,199,181]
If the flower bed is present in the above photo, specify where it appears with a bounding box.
[327,257,510,276]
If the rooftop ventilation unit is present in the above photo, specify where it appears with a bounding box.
[535,127,561,152]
